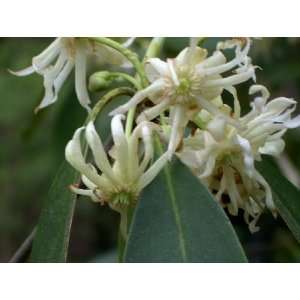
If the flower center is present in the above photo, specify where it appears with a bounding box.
[111,190,136,207]
[176,78,191,95]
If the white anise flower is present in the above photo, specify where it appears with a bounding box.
[111,38,256,155]
[65,114,168,211]
[178,84,300,232]
[10,37,131,112]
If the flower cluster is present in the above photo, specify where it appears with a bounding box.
[12,37,300,232]
[178,85,300,232]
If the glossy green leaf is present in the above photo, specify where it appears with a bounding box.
[257,157,300,243]
[124,158,247,263]
[30,162,80,262]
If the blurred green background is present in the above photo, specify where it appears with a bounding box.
[1,37,300,263]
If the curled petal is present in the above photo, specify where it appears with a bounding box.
[70,185,99,202]
[259,139,285,156]
[32,37,62,72]
[249,84,270,100]
[65,127,105,188]
[9,66,35,76]
[254,170,276,214]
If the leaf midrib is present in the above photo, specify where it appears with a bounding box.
[163,163,187,262]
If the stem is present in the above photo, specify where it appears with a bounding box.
[88,87,135,122]
[125,38,167,137]
[89,71,141,92]
[109,72,142,90]
[88,37,147,88]
[125,107,136,138]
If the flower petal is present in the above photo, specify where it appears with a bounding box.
[65,127,105,188]
[138,152,168,190]
[109,79,165,116]
[145,58,169,82]
[9,66,35,76]
[85,122,119,186]
[75,42,91,110]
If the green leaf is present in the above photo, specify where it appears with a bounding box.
[124,158,247,263]
[257,157,300,243]
[30,162,79,262]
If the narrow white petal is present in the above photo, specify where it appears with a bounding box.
[111,115,129,177]
[225,86,240,119]
[137,98,171,123]
[285,115,300,128]
[53,60,74,93]
[254,170,275,213]
[65,127,104,187]
[145,58,169,82]
[85,122,119,186]
[9,66,35,77]
[224,166,240,216]
[75,43,91,110]
[36,72,57,111]
[198,152,217,178]
[198,51,226,69]
[167,59,179,86]
[235,135,255,177]
[139,124,154,172]
[206,116,226,141]
[32,37,62,72]
[167,105,186,155]
[70,185,97,200]
[203,67,255,88]
[138,152,168,190]
[81,175,97,190]
[109,80,165,116]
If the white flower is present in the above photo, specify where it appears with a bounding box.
[65,114,168,210]
[178,84,300,232]
[240,85,300,157]
[10,37,132,112]
[110,38,256,155]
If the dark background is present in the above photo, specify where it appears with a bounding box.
[1,37,300,262]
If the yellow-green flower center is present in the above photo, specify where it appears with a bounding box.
[176,78,191,96]
[111,190,136,207]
